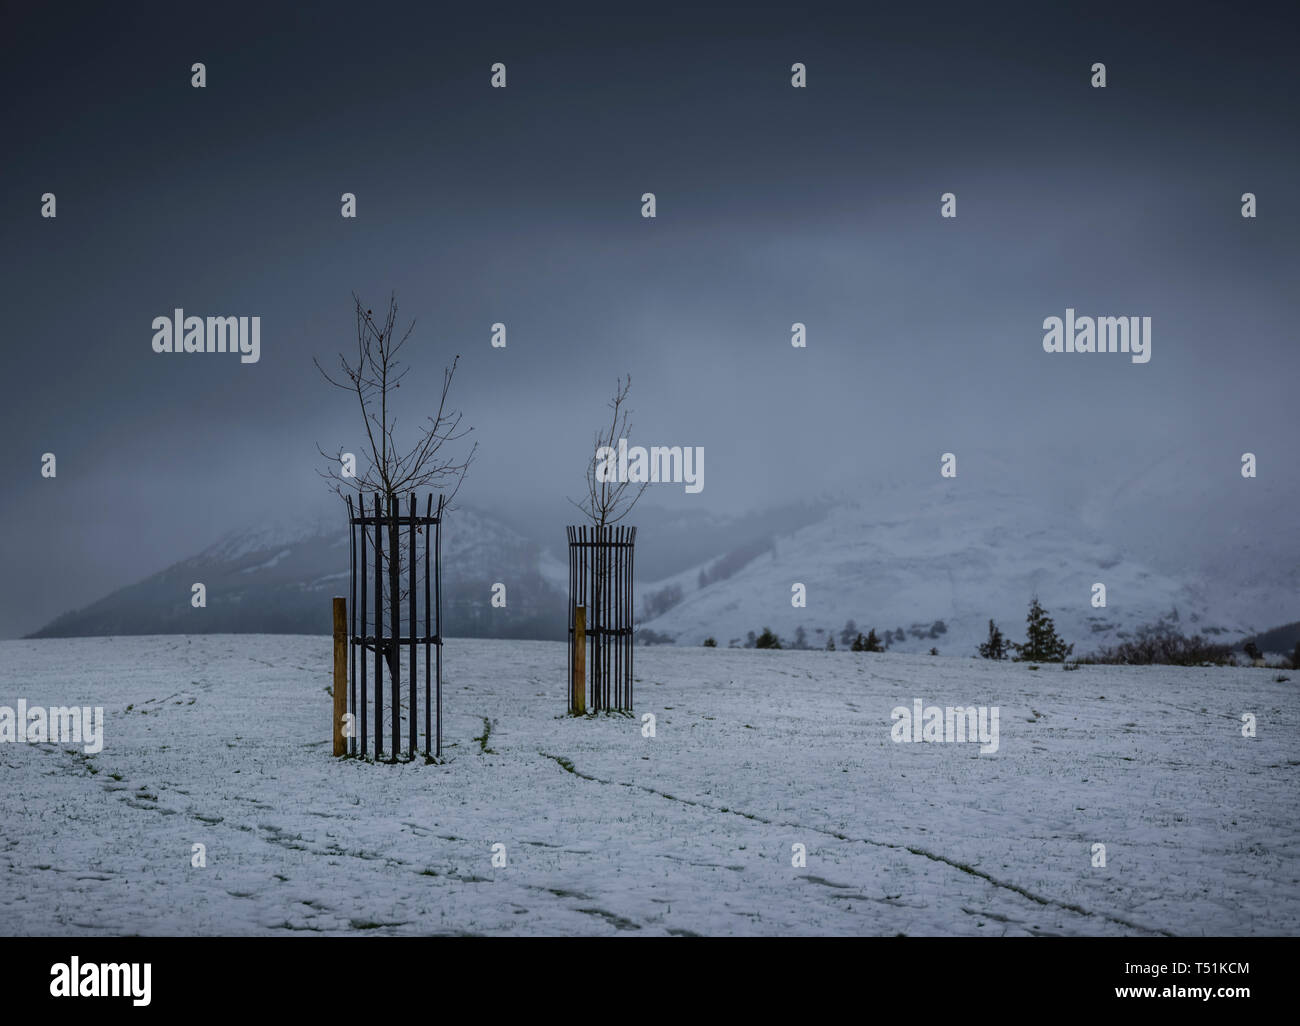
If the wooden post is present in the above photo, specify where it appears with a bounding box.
[572,605,586,715]
[333,597,347,756]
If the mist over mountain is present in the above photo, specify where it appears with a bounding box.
[26,442,1298,653]
[637,444,1300,657]
[26,506,565,640]
[24,500,824,640]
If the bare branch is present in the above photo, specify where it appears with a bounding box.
[569,374,647,528]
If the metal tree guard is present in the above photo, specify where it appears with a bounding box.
[346,492,444,760]
[567,525,636,713]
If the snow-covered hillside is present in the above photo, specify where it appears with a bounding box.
[28,506,566,640]
[1,635,1295,936]
[637,478,1294,655]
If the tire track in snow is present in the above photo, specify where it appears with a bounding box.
[538,750,1173,936]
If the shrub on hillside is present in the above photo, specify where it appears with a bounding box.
[1079,631,1235,667]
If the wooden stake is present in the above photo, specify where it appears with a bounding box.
[573,605,586,715]
[333,597,347,756]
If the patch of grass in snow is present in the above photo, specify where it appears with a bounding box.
[472,717,496,754]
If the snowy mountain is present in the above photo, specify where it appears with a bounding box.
[27,505,566,640]
[635,472,1298,657]
[28,448,1298,653]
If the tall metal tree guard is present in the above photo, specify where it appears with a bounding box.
[347,492,444,760]
[567,524,636,712]
[565,375,645,715]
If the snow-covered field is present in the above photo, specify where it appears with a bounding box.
[1,635,1296,936]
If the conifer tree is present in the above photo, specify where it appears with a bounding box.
[978,619,1008,660]
[852,629,883,653]
[1011,598,1073,662]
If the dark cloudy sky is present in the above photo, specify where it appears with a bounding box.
[1,0,1297,637]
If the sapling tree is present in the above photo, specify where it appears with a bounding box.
[569,375,647,528]
[316,292,476,678]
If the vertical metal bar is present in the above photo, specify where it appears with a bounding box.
[622,530,628,709]
[629,530,635,709]
[620,528,625,710]
[577,525,582,707]
[622,533,627,709]
[374,492,383,759]
[359,496,368,758]
[616,525,621,707]
[600,527,605,702]
[577,527,582,712]
[579,527,584,712]
[608,527,613,712]
[607,529,611,710]
[626,527,631,712]
[582,527,590,709]
[622,528,629,709]
[348,496,357,755]
[390,493,398,760]
[606,528,612,710]
[573,526,579,713]
[435,494,443,759]
[600,528,605,711]
[587,528,592,707]
[408,492,416,759]
[608,529,614,709]
[627,530,632,709]
[595,525,603,707]
[425,494,432,758]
